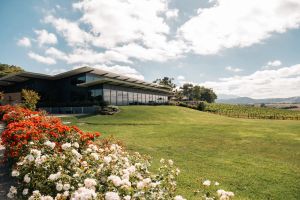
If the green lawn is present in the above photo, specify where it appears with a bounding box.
[61,106,300,200]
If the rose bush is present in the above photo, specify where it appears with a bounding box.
[8,141,183,200]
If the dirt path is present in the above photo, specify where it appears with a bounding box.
[0,123,12,200]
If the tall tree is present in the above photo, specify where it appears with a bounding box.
[153,77,176,89]
[0,63,24,78]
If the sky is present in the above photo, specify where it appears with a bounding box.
[0,0,300,99]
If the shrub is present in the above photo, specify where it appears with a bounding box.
[0,105,100,159]
[21,89,40,111]
[8,142,182,200]
[197,101,207,111]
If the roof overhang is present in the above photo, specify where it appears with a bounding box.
[77,77,172,94]
[0,66,172,92]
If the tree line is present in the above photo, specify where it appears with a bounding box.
[153,77,217,103]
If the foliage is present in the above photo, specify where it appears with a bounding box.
[197,101,207,111]
[0,63,24,77]
[205,103,300,120]
[97,105,120,115]
[180,84,217,103]
[177,101,300,120]
[153,77,176,89]
[21,89,40,110]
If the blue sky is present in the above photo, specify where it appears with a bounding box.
[1,0,300,98]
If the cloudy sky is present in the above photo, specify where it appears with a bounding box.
[1,0,300,98]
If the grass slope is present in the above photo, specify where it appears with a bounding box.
[62,106,300,200]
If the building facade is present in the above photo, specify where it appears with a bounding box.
[0,67,171,108]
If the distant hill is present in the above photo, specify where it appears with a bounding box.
[216,96,300,104]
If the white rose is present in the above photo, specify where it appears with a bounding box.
[61,143,72,150]
[103,156,112,164]
[124,195,131,200]
[105,192,120,200]
[22,189,28,195]
[72,142,79,148]
[63,183,70,191]
[11,170,19,177]
[56,183,63,191]
[174,195,186,200]
[203,180,211,186]
[24,174,31,183]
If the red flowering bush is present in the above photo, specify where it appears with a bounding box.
[0,105,40,124]
[0,105,101,159]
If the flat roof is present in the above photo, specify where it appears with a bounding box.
[0,66,171,92]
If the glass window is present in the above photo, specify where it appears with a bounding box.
[88,88,103,102]
[123,91,128,105]
[71,75,85,86]
[141,93,145,103]
[128,91,133,104]
[117,90,123,105]
[110,89,117,105]
[138,92,141,103]
[103,89,110,104]
[86,73,102,82]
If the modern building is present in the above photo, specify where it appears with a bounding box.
[0,67,171,110]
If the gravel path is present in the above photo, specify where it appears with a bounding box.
[0,122,12,200]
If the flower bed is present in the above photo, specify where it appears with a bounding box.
[0,105,234,200]
[0,105,186,200]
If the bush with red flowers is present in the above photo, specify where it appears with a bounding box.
[0,105,101,160]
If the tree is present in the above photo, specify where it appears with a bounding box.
[180,84,217,103]
[198,87,217,103]
[0,63,24,78]
[153,77,176,89]
[180,83,194,100]
[21,89,40,110]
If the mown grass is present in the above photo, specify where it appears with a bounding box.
[61,106,300,200]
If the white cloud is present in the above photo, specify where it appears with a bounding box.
[45,47,131,64]
[34,29,57,46]
[45,68,66,75]
[263,60,282,69]
[73,0,170,48]
[41,0,186,64]
[201,64,300,98]
[17,37,31,47]
[225,66,243,72]
[165,9,179,19]
[28,52,56,65]
[112,42,185,62]
[179,0,300,55]
[74,64,144,80]
[268,60,282,67]
[44,15,91,47]
[177,75,185,81]
[45,47,67,60]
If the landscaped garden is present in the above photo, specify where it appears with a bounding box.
[61,106,300,200]
[0,105,235,200]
